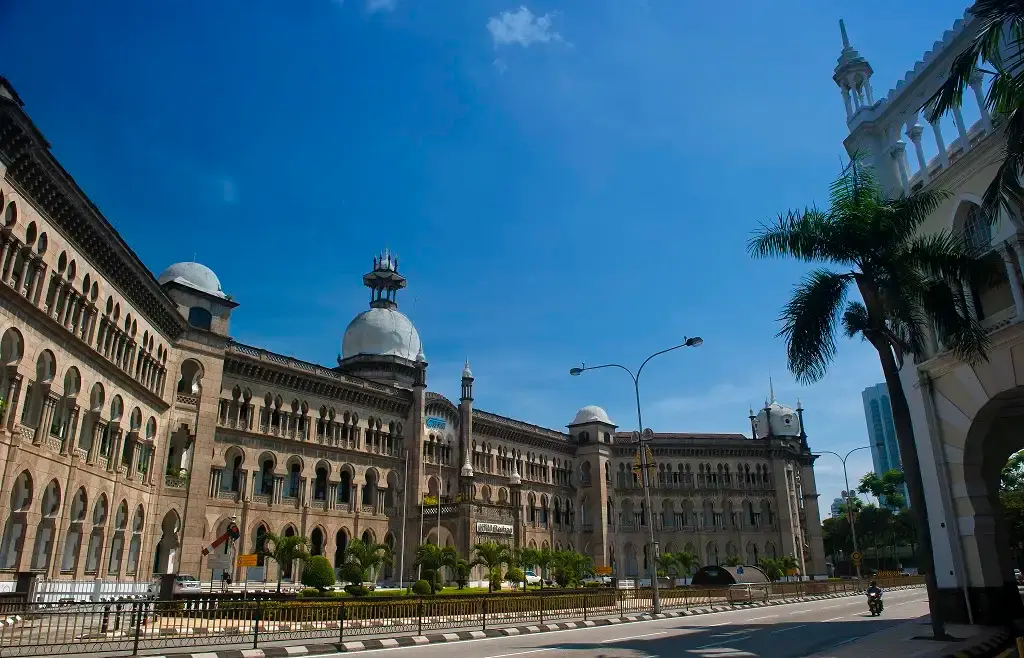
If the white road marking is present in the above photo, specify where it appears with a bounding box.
[490,650,553,658]
[599,630,667,643]
[771,624,808,634]
[695,633,753,649]
[746,614,778,621]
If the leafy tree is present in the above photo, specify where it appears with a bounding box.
[532,548,556,589]
[859,470,908,511]
[472,542,512,593]
[657,551,699,579]
[758,558,784,581]
[453,558,471,589]
[515,547,541,591]
[1002,451,1024,492]
[551,550,594,588]
[505,567,525,590]
[341,538,393,585]
[927,0,1024,225]
[723,555,743,567]
[301,555,336,591]
[414,543,458,595]
[259,532,310,593]
[748,155,997,639]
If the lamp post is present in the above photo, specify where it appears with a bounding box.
[570,336,703,614]
[815,446,874,580]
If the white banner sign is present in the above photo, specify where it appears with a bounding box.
[246,566,266,581]
[476,522,514,536]
[207,553,233,570]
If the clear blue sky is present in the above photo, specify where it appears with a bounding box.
[1,0,973,519]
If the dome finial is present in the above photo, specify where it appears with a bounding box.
[769,376,776,404]
[510,460,522,485]
[461,441,474,478]
[462,359,473,379]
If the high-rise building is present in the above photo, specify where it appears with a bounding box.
[861,383,908,505]
[830,497,845,518]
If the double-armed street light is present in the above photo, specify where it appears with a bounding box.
[569,335,703,614]
[815,445,881,580]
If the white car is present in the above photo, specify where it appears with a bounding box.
[524,570,542,585]
[150,574,202,596]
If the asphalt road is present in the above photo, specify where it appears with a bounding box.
[331,587,929,658]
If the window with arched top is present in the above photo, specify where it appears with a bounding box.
[963,204,992,254]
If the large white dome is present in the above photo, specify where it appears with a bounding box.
[342,307,422,361]
[570,405,613,426]
[754,402,802,439]
[158,262,225,297]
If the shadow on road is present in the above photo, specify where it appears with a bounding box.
[546,616,911,658]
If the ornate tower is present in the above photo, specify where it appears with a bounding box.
[833,19,874,122]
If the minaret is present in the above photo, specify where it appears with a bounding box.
[796,398,808,449]
[510,460,523,550]
[458,360,476,557]
[833,19,874,122]
[459,360,474,459]
[748,407,757,438]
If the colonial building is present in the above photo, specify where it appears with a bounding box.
[0,75,826,590]
[835,11,1024,623]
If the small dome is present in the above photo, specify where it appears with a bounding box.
[342,307,422,361]
[570,405,613,426]
[462,359,473,379]
[158,261,225,297]
[754,401,802,439]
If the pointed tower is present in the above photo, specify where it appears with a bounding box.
[834,19,875,122]
[458,360,476,557]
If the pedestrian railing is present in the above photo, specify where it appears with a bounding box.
[0,576,925,656]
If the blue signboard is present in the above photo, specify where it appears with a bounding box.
[426,417,447,430]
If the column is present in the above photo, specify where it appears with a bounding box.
[27,262,44,305]
[1000,242,1024,320]
[906,117,929,185]
[0,239,12,284]
[891,141,910,196]
[841,85,853,120]
[930,117,950,168]
[75,303,88,337]
[16,253,30,297]
[87,418,103,464]
[969,70,992,133]
[953,106,971,154]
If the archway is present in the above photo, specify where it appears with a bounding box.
[958,385,1024,622]
[334,529,349,574]
[154,511,181,575]
[310,527,325,556]
[0,471,32,568]
[61,487,88,573]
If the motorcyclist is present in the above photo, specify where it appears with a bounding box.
[866,580,883,614]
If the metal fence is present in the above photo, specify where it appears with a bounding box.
[0,576,925,657]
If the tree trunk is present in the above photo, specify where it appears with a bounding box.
[874,342,949,638]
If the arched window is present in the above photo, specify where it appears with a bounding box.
[963,204,992,253]
[187,307,212,330]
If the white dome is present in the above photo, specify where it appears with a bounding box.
[754,402,802,439]
[342,307,422,361]
[570,405,613,426]
[462,360,473,379]
[158,262,225,297]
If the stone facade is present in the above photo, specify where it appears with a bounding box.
[836,12,1024,623]
[0,75,826,590]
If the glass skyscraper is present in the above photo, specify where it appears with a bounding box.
[861,383,910,506]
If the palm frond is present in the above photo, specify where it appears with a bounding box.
[748,208,835,261]
[841,301,870,339]
[777,269,854,384]
[920,280,992,364]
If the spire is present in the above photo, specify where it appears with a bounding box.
[833,19,874,120]
[462,359,473,379]
[769,376,776,404]
[461,441,474,478]
[510,460,522,485]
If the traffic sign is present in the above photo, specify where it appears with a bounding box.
[237,553,258,568]
[207,552,233,570]
[630,431,641,443]
[641,428,654,441]
[851,551,862,565]
[595,566,613,576]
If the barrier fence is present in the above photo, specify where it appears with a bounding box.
[0,576,925,657]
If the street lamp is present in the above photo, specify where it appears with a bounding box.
[569,335,703,614]
[816,446,877,580]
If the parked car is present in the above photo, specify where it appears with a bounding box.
[582,575,613,587]
[524,570,541,585]
[149,574,202,596]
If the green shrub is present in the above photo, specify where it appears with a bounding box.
[344,584,370,597]
[583,581,601,588]
[412,579,432,595]
[298,587,322,598]
[505,567,524,589]
[301,555,336,591]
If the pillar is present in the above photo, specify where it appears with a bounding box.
[1000,242,1024,320]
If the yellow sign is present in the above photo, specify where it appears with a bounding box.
[851,551,862,565]
[237,553,259,568]
[595,566,613,576]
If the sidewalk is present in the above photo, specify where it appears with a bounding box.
[804,616,1011,658]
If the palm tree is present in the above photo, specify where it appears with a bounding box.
[259,532,310,593]
[723,555,743,567]
[674,551,700,579]
[414,543,458,595]
[532,548,556,590]
[471,542,512,592]
[341,538,393,585]
[749,155,996,639]
[927,0,1024,225]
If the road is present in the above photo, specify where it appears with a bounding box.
[332,587,928,658]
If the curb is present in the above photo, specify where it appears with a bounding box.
[153,585,925,658]
[947,627,1012,658]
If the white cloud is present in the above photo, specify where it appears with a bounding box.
[488,6,561,48]
[493,58,509,74]
[367,0,395,13]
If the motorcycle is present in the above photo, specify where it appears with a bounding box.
[867,591,883,616]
